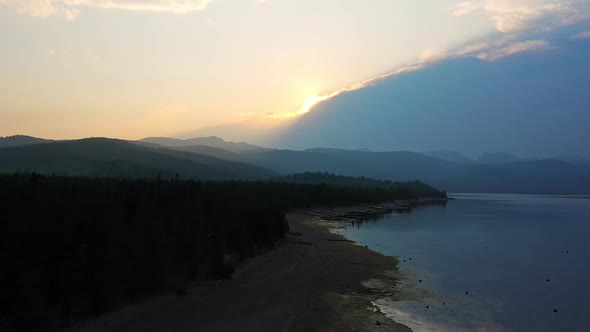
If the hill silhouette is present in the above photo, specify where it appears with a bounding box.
[239,148,590,194]
[422,150,475,164]
[0,138,274,180]
[0,135,51,148]
[476,153,522,164]
[140,136,267,153]
[4,135,590,194]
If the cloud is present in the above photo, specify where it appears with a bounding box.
[572,30,590,39]
[455,41,494,56]
[271,33,556,119]
[269,62,427,119]
[453,0,590,33]
[265,1,588,120]
[419,48,448,63]
[475,39,551,60]
[271,33,559,120]
[0,0,213,20]
[453,1,483,16]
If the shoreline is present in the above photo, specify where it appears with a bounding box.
[296,199,446,331]
[292,205,413,332]
[69,199,445,332]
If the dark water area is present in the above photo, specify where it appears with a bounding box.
[336,194,590,331]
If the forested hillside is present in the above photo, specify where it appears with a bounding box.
[0,174,444,331]
[275,172,446,197]
[0,138,274,180]
[0,135,51,148]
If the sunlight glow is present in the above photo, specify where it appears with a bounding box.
[268,95,332,119]
[269,62,427,119]
[301,96,330,114]
[270,32,545,122]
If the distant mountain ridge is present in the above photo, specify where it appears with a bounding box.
[239,148,590,194]
[0,138,274,180]
[0,135,51,148]
[422,151,475,164]
[140,136,268,153]
[476,153,522,164]
[422,151,524,164]
[553,155,590,166]
[3,135,590,194]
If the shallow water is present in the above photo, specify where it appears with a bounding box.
[336,194,590,331]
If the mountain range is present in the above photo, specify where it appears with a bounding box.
[0,135,52,148]
[0,137,274,180]
[1,135,589,194]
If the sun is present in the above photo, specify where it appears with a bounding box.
[299,95,330,115]
[267,95,331,119]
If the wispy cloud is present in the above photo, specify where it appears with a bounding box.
[475,39,551,60]
[453,0,590,33]
[0,0,213,20]
[572,30,590,40]
[419,48,449,63]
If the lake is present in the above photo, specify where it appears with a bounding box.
[335,193,590,331]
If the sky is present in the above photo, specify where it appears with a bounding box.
[0,0,588,141]
[0,0,495,139]
[273,34,590,157]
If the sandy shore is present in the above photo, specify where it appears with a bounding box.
[69,203,430,332]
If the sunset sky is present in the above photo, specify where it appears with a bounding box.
[1,0,588,140]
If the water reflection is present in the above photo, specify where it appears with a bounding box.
[349,201,448,229]
[339,194,590,331]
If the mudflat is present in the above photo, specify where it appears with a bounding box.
[71,207,412,332]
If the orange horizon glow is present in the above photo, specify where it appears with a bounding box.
[0,1,502,139]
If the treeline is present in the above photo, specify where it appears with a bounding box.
[275,172,447,198]
[0,173,445,331]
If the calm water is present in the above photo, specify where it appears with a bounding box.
[336,194,590,331]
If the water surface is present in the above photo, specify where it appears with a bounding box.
[336,194,590,331]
